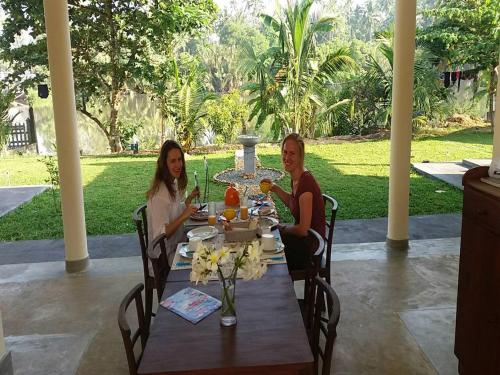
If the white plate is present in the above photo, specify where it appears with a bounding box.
[179,244,194,259]
[262,241,285,254]
[250,206,275,216]
[186,226,218,240]
[258,216,279,229]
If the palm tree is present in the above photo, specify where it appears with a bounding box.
[160,62,217,152]
[242,0,356,137]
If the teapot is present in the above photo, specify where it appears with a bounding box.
[224,184,240,207]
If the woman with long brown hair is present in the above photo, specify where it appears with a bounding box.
[147,140,199,266]
[261,133,326,271]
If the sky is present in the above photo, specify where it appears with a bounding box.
[213,0,368,15]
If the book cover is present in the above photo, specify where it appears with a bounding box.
[480,177,500,189]
[160,287,221,324]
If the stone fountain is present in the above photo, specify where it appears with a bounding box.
[237,134,259,178]
[213,134,284,190]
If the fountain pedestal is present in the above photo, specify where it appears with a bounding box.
[237,135,260,178]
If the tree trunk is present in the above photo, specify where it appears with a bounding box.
[108,90,123,153]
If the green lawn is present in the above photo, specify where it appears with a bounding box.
[0,126,493,241]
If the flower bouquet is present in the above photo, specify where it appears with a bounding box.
[190,240,267,326]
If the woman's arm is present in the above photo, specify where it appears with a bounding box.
[280,192,312,237]
[261,178,292,208]
[164,204,197,238]
[184,186,200,206]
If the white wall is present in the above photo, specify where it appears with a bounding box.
[30,91,164,155]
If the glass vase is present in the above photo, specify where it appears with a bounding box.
[219,269,237,326]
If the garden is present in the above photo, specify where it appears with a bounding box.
[0,0,497,240]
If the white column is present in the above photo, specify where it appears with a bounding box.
[493,57,500,158]
[43,0,89,272]
[386,0,417,250]
[0,310,5,359]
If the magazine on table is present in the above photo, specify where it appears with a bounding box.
[160,287,221,324]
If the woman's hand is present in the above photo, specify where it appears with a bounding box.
[185,186,200,205]
[260,178,274,193]
[182,204,198,220]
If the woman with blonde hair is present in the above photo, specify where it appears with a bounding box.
[261,133,326,271]
[147,140,199,266]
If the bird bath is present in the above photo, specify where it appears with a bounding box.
[237,135,259,178]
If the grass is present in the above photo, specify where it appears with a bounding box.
[0,126,493,241]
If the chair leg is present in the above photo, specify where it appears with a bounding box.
[145,285,154,329]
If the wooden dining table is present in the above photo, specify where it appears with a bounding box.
[138,271,314,375]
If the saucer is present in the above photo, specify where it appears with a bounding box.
[262,241,284,254]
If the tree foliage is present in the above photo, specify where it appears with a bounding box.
[205,90,249,143]
[242,0,356,137]
[419,0,500,126]
[0,87,16,152]
[159,60,216,152]
[0,0,217,152]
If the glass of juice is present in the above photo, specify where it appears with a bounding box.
[208,202,216,225]
[240,197,248,220]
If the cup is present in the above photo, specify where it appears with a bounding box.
[188,236,202,252]
[208,202,216,216]
[261,226,271,235]
[208,215,216,225]
[259,180,271,194]
[261,233,275,251]
[207,202,217,225]
[240,197,248,220]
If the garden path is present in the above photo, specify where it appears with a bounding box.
[0,185,49,218]
[413,158,490,189]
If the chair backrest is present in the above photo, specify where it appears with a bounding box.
[322,194,338,284]
[290,228,325,284]
[146,233,171,301]
[118,283,148,375]
[132,204,149,281]
[308,276,341,375]
[301,228,325,327]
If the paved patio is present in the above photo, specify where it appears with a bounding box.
[0,235,461,374]
[0,184,464,374]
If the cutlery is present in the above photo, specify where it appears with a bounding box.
[194,171,200,205]
[197,204,207,211]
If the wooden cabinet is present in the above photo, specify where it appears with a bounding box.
[455,166,500,374]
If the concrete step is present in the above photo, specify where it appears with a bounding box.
[412,161,467,190]
[461,158,491,169]
[413,159,491,190]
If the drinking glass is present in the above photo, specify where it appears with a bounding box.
[208,202,216,225]
[240,197,248,220]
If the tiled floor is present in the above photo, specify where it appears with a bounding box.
[0,238,461,374]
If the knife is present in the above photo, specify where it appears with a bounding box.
[194,172,200,205]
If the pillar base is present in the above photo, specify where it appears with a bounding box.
[65,257,89,273]
[386,238,409,250]
[0,351,13,375]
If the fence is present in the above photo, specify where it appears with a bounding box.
[8,109,37,150]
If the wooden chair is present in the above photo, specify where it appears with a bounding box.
[118,283,149,375]
[290,228,325,283]
[306,276,341,375]
[132,204,155,328]
[146,233,171,301]
[291,228,325,330]
[320,194,338,285]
